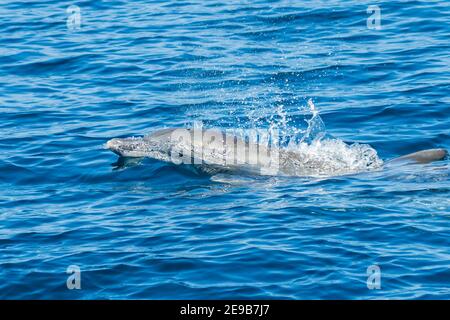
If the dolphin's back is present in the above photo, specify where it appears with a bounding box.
[145,128,179,143]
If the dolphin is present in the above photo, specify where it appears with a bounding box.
[106,128,447,177]
[107,128,280,175]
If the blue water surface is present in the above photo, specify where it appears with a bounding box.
[1,0,449,299]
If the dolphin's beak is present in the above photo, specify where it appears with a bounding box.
[105,137,149,158]
[105,138,123,156]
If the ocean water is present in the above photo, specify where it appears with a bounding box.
[1,0,449,299]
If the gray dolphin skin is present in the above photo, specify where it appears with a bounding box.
[107,128,280,175]
[106,128,448,177]
[387,148,448,164]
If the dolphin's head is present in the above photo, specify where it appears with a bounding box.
[106,129,184,158]
[106,137,151,158]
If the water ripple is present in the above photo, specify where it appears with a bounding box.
[0,0,449,299]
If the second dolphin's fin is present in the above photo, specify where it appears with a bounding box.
[389,148,448,164]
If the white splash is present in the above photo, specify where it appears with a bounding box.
[278,100,383,177]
